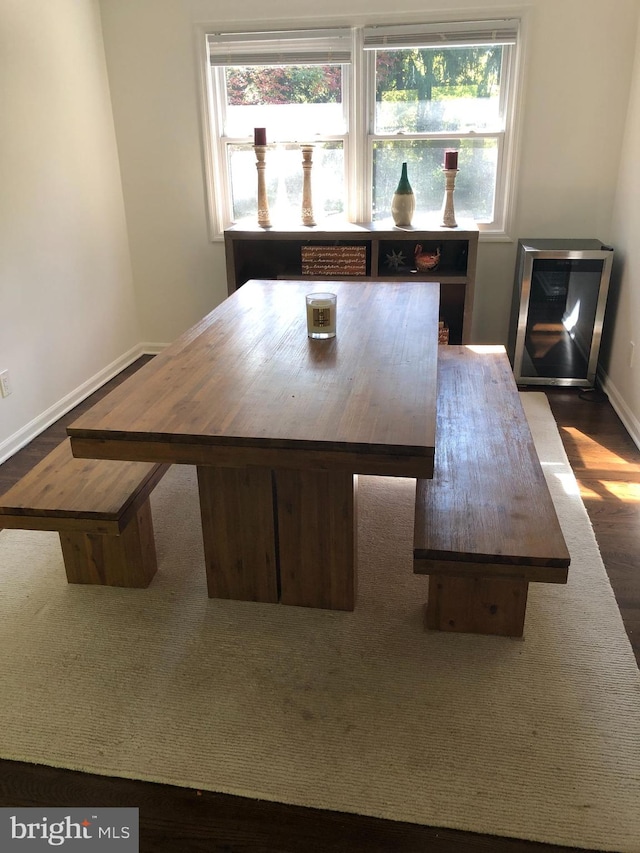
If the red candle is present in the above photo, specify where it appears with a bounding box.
[254,127,267,146]
[444,150,458,170]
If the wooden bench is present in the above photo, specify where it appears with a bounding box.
[413,345,570,637]
[0,439,169,587]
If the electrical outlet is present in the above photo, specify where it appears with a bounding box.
[0,369,11,398]
[630,342,636,369]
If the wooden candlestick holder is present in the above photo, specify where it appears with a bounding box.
[254,145,271,228]
[301,144,316,226]
[441,168,459,228]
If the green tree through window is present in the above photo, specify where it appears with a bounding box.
[226,66,342,106]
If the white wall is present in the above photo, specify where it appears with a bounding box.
[0,0,141,457]
[98,0,217,345]
[601,13,640,444]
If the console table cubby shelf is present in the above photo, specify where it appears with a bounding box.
[224,219,479,344]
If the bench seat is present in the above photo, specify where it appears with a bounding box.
[413,345,570,637]
[0,439,168,587]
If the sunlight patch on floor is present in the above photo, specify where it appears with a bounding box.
[576,482,604,501]
[561,426,640,472]
[599,480,640,503]
[554,471,582,497]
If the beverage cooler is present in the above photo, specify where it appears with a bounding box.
[508,239,614,387]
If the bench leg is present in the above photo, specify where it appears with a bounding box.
[276,470,357,611]
[59,499,158,588]
[197,465,279,603]
[426,574,529,637]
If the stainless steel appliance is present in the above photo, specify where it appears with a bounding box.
[508,238,613,387]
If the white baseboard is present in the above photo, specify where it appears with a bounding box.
[0,342,168,465]
[140,341,170,355]
[598,368,640,452]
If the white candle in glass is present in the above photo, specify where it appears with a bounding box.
[306,292,337,339]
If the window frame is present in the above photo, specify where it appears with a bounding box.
[199,19,523,239]
[210,66,352,225]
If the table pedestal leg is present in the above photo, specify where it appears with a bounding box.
[275,470,357,611]
[197,466,279,602]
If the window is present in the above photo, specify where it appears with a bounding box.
[206,29,351,229]
[203,20,521,236]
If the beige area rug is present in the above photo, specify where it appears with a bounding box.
[1,393,639,851]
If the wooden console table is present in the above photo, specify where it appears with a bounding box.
[224,220,478,344]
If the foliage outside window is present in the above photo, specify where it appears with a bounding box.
[204,21,520,235]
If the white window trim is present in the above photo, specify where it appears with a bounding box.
[196,18,525,241]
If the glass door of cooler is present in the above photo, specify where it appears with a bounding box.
[509,239,613,387]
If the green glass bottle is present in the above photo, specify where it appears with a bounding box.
[391,162,415,227]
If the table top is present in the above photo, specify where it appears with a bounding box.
[68,280,439,476]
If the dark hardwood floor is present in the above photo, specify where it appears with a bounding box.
[0,361,638,852]
[546,387,640,667]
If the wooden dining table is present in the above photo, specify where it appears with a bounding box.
[68,280,439,611]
